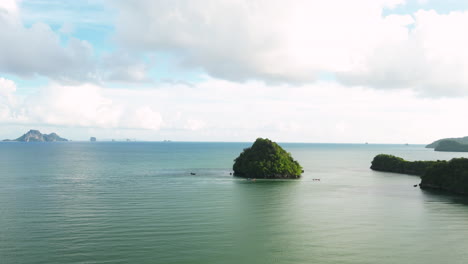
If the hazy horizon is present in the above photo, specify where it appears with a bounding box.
[1,0,468,144]
[2,128,428,145]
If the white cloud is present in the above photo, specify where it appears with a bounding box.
[0,1,151,84]
[0,77,16,103]
[2,76,468,143]
[26,83,121,127]
[0,79,163,131]
[58,21,74,35]
[338,9,468,97]
[121,106,163,130]
[3,1,468,142]
[112,0,407,82]
[0,8,96,82]
[184,119,206,131]
[0,17,150,83]
[0,0,19,19]
[111,0,468,96]
[0,77,19,121]
[101,51,152,83]
[3,0,467,96]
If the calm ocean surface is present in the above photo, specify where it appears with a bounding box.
[1,142,468,264]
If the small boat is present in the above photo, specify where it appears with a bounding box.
[190,172,196,175]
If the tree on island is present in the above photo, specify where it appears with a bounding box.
[421,158,468,195]
[371,154,468,195]
[370,154,442,176]
[233,138,302,179]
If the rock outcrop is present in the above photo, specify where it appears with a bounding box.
[233,138,302,179]
[3,130,68,142]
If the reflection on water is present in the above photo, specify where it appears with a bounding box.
[421,188,468,205]
[1,142,468,264]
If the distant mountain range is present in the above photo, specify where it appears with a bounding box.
[426,136,468,148]
[3,130,68,142]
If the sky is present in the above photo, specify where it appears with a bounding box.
[1,0,468,143]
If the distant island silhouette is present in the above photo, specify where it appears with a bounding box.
[433,140,468,152]
[426,136,468,148]
[3,130,68,142]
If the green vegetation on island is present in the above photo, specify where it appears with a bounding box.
[426,136,468,148]
[420,158,468,195]
[371,154,468,195]
[233,138,302,179]
[434,140,468,152]
[370,154,441,176]
[3,130,68,142]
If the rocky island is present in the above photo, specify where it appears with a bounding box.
[3,130,68,142]
[371,154,468,195]
[233,138,302,179]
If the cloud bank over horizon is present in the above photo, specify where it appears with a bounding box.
[112,0,468,96]
[1,0,468,143]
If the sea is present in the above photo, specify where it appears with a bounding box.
[1,142,468,264]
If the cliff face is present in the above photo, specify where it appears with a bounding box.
[4,130,68,142]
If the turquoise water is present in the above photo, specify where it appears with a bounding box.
[1,142,468,264]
